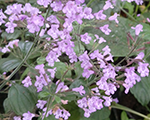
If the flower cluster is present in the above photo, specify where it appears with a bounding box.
[1,0,149,120]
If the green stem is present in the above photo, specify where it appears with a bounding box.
[111,103,150,120]
[87,0,95,7]
[119,6,137,22]
[141,2,150,15]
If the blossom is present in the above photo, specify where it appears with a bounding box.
[109,13,119,24]
[131,24,143,35]
[135,52,144,60]
[22,111,35,120]
[36,100,47,109]
[35,64,45,74]
[147,18,150,23]
[75,0,85,5]
[47,24,60,39]
[83,7,94,20]
[0,9,7,26]
[82,69,94,78]
[37,0,52,7]
[72,85,86,95]
[13,116,21,120]
[80,33,92,44]
[47,15,60,24]
[54,108,63,119]
[94,10,106,20]
[51,1,63,12]
[47,68,56,78]
[22,76,32,87]
[137,62,149,77]
[103,96,112,107]
[103,1,114,10]
[23,3,39,15]
[43,107,52,117]
[94,34,106,44]
[62,109,71,120]
[5,22,17,33]
[100,24,111,35]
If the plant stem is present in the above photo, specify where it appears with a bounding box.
[87,0,95,7]
[141,2,150,15]
[111,103,150,120]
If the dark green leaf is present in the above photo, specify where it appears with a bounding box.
[18,41,33,57]
[130,76,150,106]
[8,84,37,115]
[1,30,22,40]
[0,57,22,73]
[121,111,129,120]
[3,98,12,113]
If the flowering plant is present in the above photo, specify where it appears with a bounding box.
[1,0,150,120]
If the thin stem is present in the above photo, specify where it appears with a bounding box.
[111,103,150,120]
[119,6,138,22]
[87,0,95,7]
[141,2,150,15]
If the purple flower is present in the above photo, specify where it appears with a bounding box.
[13,116,21,120]
[135,0,143,5]
[84,108,91,118]
[5,3,22,15]
[77,97,88,108]
[72,85,86,95]
[27,15,44,33]
[35,64,45,74]
[80,33,92,44]
[36,100,47,109]
[5,22,17,33]
[109,13,119,24]
[47,68,56,78]
[0,9,7,26]
[135,52,144,60]
[51,1,63,12]
[131,24,143,35]
[54,108,63,119]
[103,1,114,10]
[103,96,112,107]
[82,69,94,78]
[47,24,60,39]
[55,82,69,93]
[94,34,106,44]
[147,18,150,23]
[22,76,32,87]
[37,0,52,7]
[100,24,111,35]
[22,111,35,120]
[23,3,39,15]
[94,10,106,20]
[62,109,71,120]
[75,0,85,5]
[47,15,60,24]
[79,51,90,62]
[43,107,52,117]
[102,45,113,62]
[83,7,94,20]
[137,62,149,77]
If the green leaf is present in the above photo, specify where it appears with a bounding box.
[53,62,71,79]
[121,111,129,120]
[123,2,134,15]
[3,98,12,113]
[0,57,22,73]
[130,76,150,106]
[38,91,50,99]
[18,41,33,57]
[1,30,22,40]
[144,114,150,120]
[73,41,85,55]
[37,57,46,65]
[7,84,37,115]
[55,96,61,103]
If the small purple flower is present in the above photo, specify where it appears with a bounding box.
[94,34,106,44]
[94,10,106,20]
[43,107,52,117]
[109,13,119,24]
[82,69,94,78]
[103,1,114,10]
[54,108,63,119]
[37,0,52,7]
[13,116,21,120]
[72,85,86,95]
[137,62,149,77]
[100,24,111,35]
[62,109,71,120]
[51,1,63,12]
[103,96,112,107]
[47,15,60,24]
[75,0,85,5]
[23,3,39,15]
[22,111,35,120]
[77,97,88,108]
[35,64,45,74]
[147,18,150,23]
[47,24,60,39]
[36,100,47,109]
[131,24,143,36]
[0,9,7,26]
[135,52,144,60]
[22,76,32,87]
[5,22,17,33]
[83,7,94,20]
[80,33,92,44]
[47,68,56,78]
